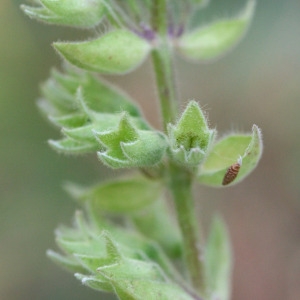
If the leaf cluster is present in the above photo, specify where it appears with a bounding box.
[21,1,262,299]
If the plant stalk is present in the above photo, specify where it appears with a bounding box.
[150,1,205,296]
[151,0,178,131]
[168,163,205,296]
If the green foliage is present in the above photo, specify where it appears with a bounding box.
[21,0,106,28]
[47,211,193,300]
[198,125,263,187]
[54,30,151,74]
[204,216,232,300]
[64,177,182,258]
[177,1,255,62]
[67,175,164,214]
[39,66,149,154]
[22,0,262,299]
[95,113,167,168]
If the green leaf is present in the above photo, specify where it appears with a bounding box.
[53,30,151,74]
[46,250,87,274]
[41,68,141,118]
[51,68,80,93]
[40,78,78,113]
[50,210,188,298]
[121,131,167,166]
[62,116,121,143]
[71,232,122,273]
[49,113,87,129]
[80,74,141,117]
[95,113,167,169]
[93,221,179,277]
[21,0,105,28]
[177,0,255,61]
[97,245,194,300]
[95,113,138,166]
[112,279,195,300]
[198,124,263,187]
[204,216,232,300]
[39,67,146,156]
[56,237,106,257]
[80,175,163,214]
[74,254,112,273]
[54,214,146,263]
[48,137,98,154]
[98,259,166,283]
[62,115,148,144]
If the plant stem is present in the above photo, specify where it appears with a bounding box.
[150,1,205,296]
[169,163,205,296]
[150,0,178,131]
[151,46,178,131]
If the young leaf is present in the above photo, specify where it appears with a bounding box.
[204,216,232,300]
[53,30,151,74]
[121,131,167,166]
[80,175,163,214]
[97,243,194,300]
[49,113,87,129]
[112,279,195,300]
[21,0,106,28]
[80,74,141,117]
[176,0,255,62]
[198,125,263,187]
[41,67,142,119]
[48,137,98,154]
[62,115,125,143]
[46,250,87,274]
[95,113,167,169]
[40,78,77,113]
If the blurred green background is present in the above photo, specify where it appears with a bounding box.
[1,1,299,299]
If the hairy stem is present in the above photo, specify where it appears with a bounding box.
[150,1,205,296]
[151,46,178,131]
[151,0,178,130]
[169,163,205,296]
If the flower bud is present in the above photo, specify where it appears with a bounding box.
[168,100,215,166]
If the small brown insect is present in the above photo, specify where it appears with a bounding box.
[222,157,242,186]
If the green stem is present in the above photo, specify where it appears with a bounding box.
[151,0,167,35]
[150,1,205,296]
[169,163,205,296]
[151,46,178,131]
[150,0,178,131]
